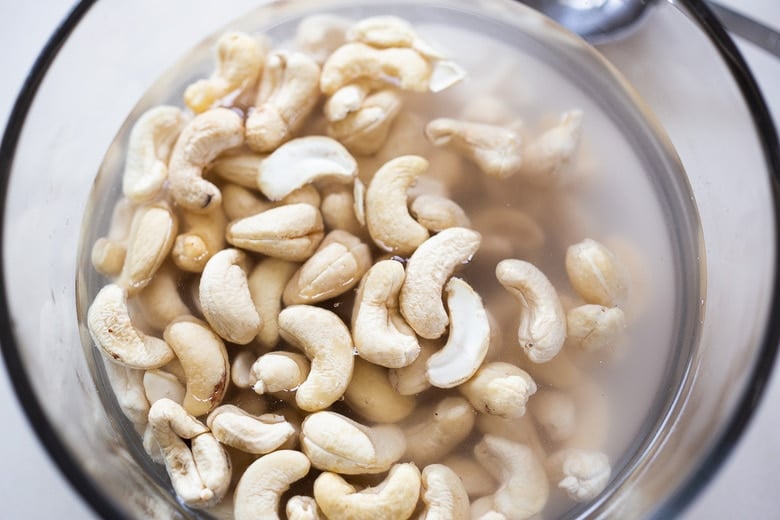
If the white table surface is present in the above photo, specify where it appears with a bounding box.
[1,1,778,518]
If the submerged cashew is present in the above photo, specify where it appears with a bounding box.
[103,359,149,425]
[313,463,421,520]
[528,389,576,443]
[404,396,475,466]
[400,227,481,339]
[496,259,566,363]
[320,183,364,236]
[301,411,406,474]
[441,454,497,498]
[168,108,244,212]
[246,51,321,153]
[459,362,537,419]
[251,351,310,395]
[163,316,229,417]
[247,258,299,349]
[565,238,629,308]
[231,350,257,389]
[410,194,470,232]
[91,197,134,277]
[172,204,227,273]
[136,263,191,331]
[88,284,174,369]
[346,15,444,59]
[295,14,352,64]
[199,248,261,345]
[206,405,295,454]
[388,338,438,395]
[122,106,187,203]
[234,450,311,520]
[566,304,626,353]
[419,464,469,520]
[209,150,264,189]
[287,496,321,520]
[344,358,416,423]
[143,368,186,406]
[324,80,373,122]
[547,449,611,502]
[518,110,583,187]
[278,305,354,411]
[328,88,403,155]
[365,155,430,255]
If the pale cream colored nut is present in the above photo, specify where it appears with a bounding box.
[284,230,371,305]
[220,183,270,221]
[231,350,257,389]
[278,305,354,411]
[388,338,438,395]
[546,449,611,502]
[344,357,415,423]
[102,359,149,425]
[320,42,431,95]
[88,284,174,369]
[143,422,164,464]
[404,396,475,467]
[427,277,490,388]
[475,414,546,458]
[149,398,230,509]
[251,351,310,395]
[122,106,187,203]
[91,236,127,278]
[365,155,430,255]
[295,14,352,64]
[227,203,325,262]
[470,496,507,520]
[425,118,523,179]
[172,205,227,273]
[206,404,295,454]
[528,389,576,444]
[352,259,420,368]
[247,258,299,349]
[184,32,267,113]
[168,108,244,212]
[496,259,567,363]
[313,463,421,520]
[324,80,373,122]
[246,51,321,153]
[143,368,186,406]
[209,150,264,189]
[458,96,514,126]
[163,316,229,417]
[441,454,497,498]
[258,136,357,201]
[320,183,364,236]
[353,178,366,226]
[565,238,629,308]
[301,411,406,474]
[410,194,470,232]
[327,88,403,155]
[199,248,261,345]
[136,263,191,331]
[474,435,549,520]
[459,362,537,419]
[116,203,177,295]
[518,110,584,187]
[420,464,470,520]
[400,227,481,339]
[281,184,322,207]
[566,304,626,353]
[234,450,311,520]
[346,15,444,59]
[287,496,321,520]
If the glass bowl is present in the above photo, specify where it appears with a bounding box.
[1,0,777,518]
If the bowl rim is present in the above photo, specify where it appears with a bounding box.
[0,1,778,519]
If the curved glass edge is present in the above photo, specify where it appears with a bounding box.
[0,1,130,519]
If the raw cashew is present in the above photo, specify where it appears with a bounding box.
[425,118,523,179]
[163,316,229,417]
[546,448,611,502]
[278,305,354,411]
[231,350,257,389]
[102,359,149,425]
[206,404,295,454]
[320,42,431,95]
[459,362,537,419]
[365,155,430,255]
[295,14,352,64]
[209,150,264,189]
[404,396,475,466]
[528,389,576,443]
[172,204,227,273]
[148,398,230,509]
[226,203,324,261]
[565,238,629,308]
[496,259,566,363]
[419,464,470,520]
[88,284,174,369]
[353,178,366,226]
[400,227,481,339]
[287,496,321,520]
[566,304,626,353]
[251,351,310,395]
[222,183,320,222]
[470,496,507,520]
[234,450,311,520]
[344,357,416,423]
[352,259,420,368]
[320,183,364,236]
[328,88,403,155]
[283,230,371,305]
[122,106,187,203]
[346,15,444,59]
[143,369,186,406]
[246,258,299,350]
[388,338,439,395]
[168,108,244,212]
[474,435,549,520]
[518,110,583,187]
[475,414,546,457]
[426,277,490,388]
[313,463,421,520]
[301,411,406,474]
[91,197,134,277]
[410,194,470,232]
[246,51,321,153]
[324,80,373,122]
[199,248,261,345]
[441,454,497,498]
[136,263,191,331]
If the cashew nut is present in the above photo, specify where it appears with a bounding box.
[419,463,470,520]
[313,463,421,520]
[327,88,403,155]
[295,14,352,64]
[404,396,475,467]
[475,414,546,458]
[441,454,497,498]
[518,110,583,187]
[346,15,444,60]
[168,108,244,212]
[199,248,261,345]
[287,496,321,520]
[91,197,134,277]
[324,80,373,122]
[209,150,264,189]
[171,204,227,273]
[320,183,364,237]
[459,362,537,419]
[496,259,566,363]
[102,358,149,425]
[566,304,626,353]
[206,404,295,454]
[233,450,311,520]
[344,357,416,423]
[246,258,299,349]
[231,350,257,389]
[565,238,629,308]
[410,194,470,232]
[143,368,186,406]
[528,388,577,444]
[546,448,611,502]
[223,182,320,222]
[136,263,191,331]
[400,227,481,339]
[388,338,439,395]
[470,496,508,520]
[251,351,310,395]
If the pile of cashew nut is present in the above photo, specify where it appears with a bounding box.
[88,14,638,520]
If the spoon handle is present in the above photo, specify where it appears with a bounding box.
[709,2,780,59]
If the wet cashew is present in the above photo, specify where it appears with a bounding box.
[320,183,364,236]
[353,178,366,226]
[88,284,174,369]
[278,305,354,411]
[226,203,324,261]
[233,450,311,520]
[301,411,406,474]
[287,496,321,520]
[546,448,611,502]
[168,108,244,212]
[251,351,310,395]
[163,316,229,417]
[344,357,416,423]
[91,197,134,277]
[565,238,629,308]
[283,230,371,305]
[172,205,227,273]
[518,110,583,187]
[410,194,470,232]
[566,304,626,353]
[388,338,438,395]
[528,389,576,444]
[222,183,320,222]
[404,396,475,466]
[247,258,299,349]
[427,277,490,388]
[324,80,373,122]
[346,15,444,59]
[475,414,546,457]
[199,248,261,345]
[365,155,430,255]
[231,350,256,389]
[209,150,264,189]
[122,106,187,203]
[400,227,481,339]
[470,497,508,520]
[313,463,421,520]
[459,362,537,419]
[143,369,186,406]
[419,463,470,520]
[136,263,191,331]
[328,88,403,155]
[496,259,566,363]
[441,454,497,498]
[148,398,230,509]
[206,405,295,454]
[295,14,352,64]
[103,359,149,425]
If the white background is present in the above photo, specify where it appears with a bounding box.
[0,1,778,518]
